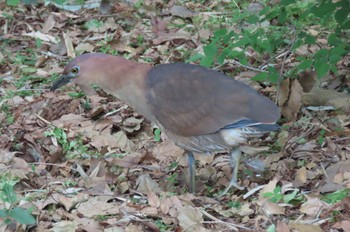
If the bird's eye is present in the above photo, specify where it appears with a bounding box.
[70,66,80,75]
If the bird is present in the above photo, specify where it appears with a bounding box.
[50,53,280,195]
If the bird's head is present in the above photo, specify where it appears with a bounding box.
[50,53,125,93]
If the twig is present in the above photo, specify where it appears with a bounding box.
[31,162,78,171]
[102,105,128,118]
[34,113,52,125]
[200,209,251,231]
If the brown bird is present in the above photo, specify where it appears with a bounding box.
[51,53,280,195]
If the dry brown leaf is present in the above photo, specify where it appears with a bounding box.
[177,205,204,231]
[63,32,75,58]
[259,177,278,200]
[23,31,59,43]
[319,160,350,192]
[300,196,330,217]
[289,223,323,232]
[56,192,88,211]
[170,5,194,18]
[75,43,95,53]
[293,166,307,187]
[42,14,56,33]
[298,71,316,92]
[277,220,290,232]
[261,201,285,216]
[282,79,303,121]
[333,220,350,232]
[160,197,172,214]
[147,191,160,208]
[52,221,77,232]
[278,78,290,106]
[136,174,161,193]
[141,206,158,215]
[153,140,184,164]
[152,28,193,45]
[77,196,120,217]
[75,218,103,232]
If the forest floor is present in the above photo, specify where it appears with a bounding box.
[0,0,350,231]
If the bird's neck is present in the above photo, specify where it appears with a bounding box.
[99,59,156,121]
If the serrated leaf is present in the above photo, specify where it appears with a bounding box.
[203,43,217,57]
[247,15,259,24]
[278,9,287,23]
[335,8,349,25]
[328,33,340,46]
[9,208,36,225]
[252,72,269,82]
[304,35,316,45]
[298,60,313,70]
[340,19,350,29]
[314,60,330,77]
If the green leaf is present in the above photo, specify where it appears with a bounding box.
[252,72,269,82]
[284,190,298,203]
[247,15,259,24]
[281,0,295,6]
[340,19,350,29]
[84,19,104,30]
[328,33,340,46]
[9,207,36,225]
[266,224,276,232]
[2,183,17,204]
[304,35,316,45]
[154,128,161,142]
[298,60,313,70]
[314,60,330,77]
[267,66,279,84]
[6,0,20,6]
[53,0,65,5]
[203,43,217,57]
[213,28,227,39]
[0,209,8,218]
[278,9,287,23]
[200,56,214,67]
[232,37,249,47]
[335,8,349,25]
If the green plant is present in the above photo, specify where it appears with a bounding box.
[155,219,171,231]
[6,0,20,6]
[0,183,36,225]
[227,201,241,209]
[190,0,350,83]
[153,128,161,142]
[44,127,89,158]
[263,186,303,204]
[166,173,179,186]
[322,188,350,204]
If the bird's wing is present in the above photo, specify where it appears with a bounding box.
[146,63,280,137]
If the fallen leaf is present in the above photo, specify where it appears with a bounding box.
[177,205,204,230]
[333,220,350,232]
[136,174,161,193]
[289,223,323,232]
[300,196,330,217]
[170,5,194,18]
[282,79,303,121]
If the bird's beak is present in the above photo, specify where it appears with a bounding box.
[50,74,72,91]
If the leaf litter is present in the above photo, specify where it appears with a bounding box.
[0,1,349,231]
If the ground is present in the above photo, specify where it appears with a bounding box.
[0,0,350,231]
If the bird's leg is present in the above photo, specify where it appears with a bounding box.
[187,151,196,193]
[219,147,244,196]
